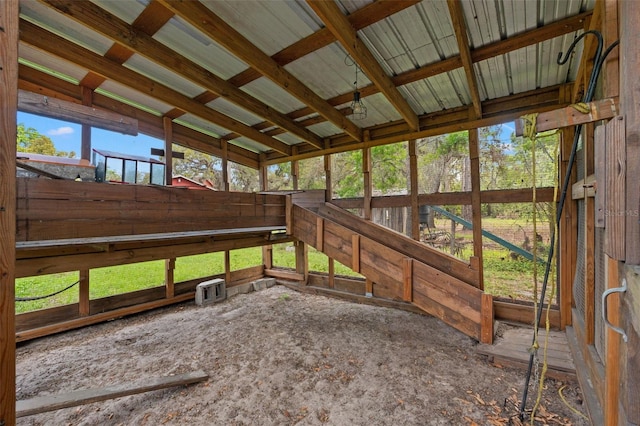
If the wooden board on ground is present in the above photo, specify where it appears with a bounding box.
[16,370,208,418]
[477,326,576,381]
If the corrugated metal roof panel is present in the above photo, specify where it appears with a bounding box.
[153,15,249,80]
[124,54,205,99]
[306,121,345,139]
[230,136,267,154]
[91,0,147,26]
[205,97,266,127]
[19,44,86,84]
[175,114,228,139]
[202,1,319,57]
[241,78,307,116]
[21,1,113,56]
[97,80,173,115]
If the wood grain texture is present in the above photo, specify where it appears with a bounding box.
[604,116,626,259]
[0,0,18,422]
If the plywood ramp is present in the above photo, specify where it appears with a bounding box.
[291,202,492,342]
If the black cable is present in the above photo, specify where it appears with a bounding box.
[518,34,620,420]
[15,280,80,302]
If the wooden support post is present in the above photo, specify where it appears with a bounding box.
[0,0,18,422]
[351,234,360,273]
[80,86,93,162]
[165,258,175,298]
[559,128,577,328]
[324,154,332,203]
[328,258,335,289]
[365,279,373,297]
[259,161,273,271]
[402,258,413,302]
[469,129,484,289]
[316,217,324,251]
[585,123,595,344]
[163,116,173,186]
[291,147,299,191]
[604,256,621,425]
[363,146,372,220]
[224,250,232,284]
[221,140,229,191]
[408,140,420,241]
[295,241,308,283]
[79,269,90,317]
[481,293,494,344]
[285,195,293,235]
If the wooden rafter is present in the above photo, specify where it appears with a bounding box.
[447,0,483,118]
[18,64,261,169]
[307,0,419,131]
[19,19,293,156]
[157,0,363,143]
[39,0,324,150]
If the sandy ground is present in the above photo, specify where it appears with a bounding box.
[16,286,588,425]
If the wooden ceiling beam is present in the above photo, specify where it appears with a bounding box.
[39,0,323,150]
[446,0,483,119]
[157,0,363,143]
[20,19,292,156]
[273,11,591,130]
[18,64,261,169]
[306,0,419,131]
[227,0,421,90]
[262,84,571,165]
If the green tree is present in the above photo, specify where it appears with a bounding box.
[171,147,223,189]
[17,123,75,157]
[230,162,259,192]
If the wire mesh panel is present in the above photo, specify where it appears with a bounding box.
[573,200,586,318]
[595,227,606,363]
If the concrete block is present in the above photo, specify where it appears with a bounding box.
[252,278,276,292]
[225,282,254,298]
[195,279,226,306]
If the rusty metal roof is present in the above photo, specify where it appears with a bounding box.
[18,0,595,167]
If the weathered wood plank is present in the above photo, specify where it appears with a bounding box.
[481,293,494,344]
[403,258,413,302]
[16,370,208,418]
[604,116,626,259]
[515,98,618,135]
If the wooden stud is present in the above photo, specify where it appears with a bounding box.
[351,234,360,273]
[291,147,299,191]
[604,116,626,260]
[469,129,484,290]
[224,250,232,284]
[604,256,621,425]
[285,195,293,236]
[163,116,173,186]
[80,86,93,161]
[402,258,413,302]
[595,126,606,228]
[221,140,229,191]
[480,293,494,344]
[295,241,308,283]
[620,0,640,264]
[363,145,372,221]
[165,258,175,299]
[585,123,595,344]
[79,269,90,317]
[559,128,577,328]
[328,258,335,289]
[408,140,420,241]
[0,0,18,422]
[324,153,332,202]
[316,217,324,251]
[365,279,373,296]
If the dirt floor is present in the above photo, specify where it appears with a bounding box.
[16,286,588,425]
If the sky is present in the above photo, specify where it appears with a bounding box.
[17,111,163,160]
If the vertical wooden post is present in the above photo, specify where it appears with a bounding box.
[559,127,577,328]
[604,256,621,426]
[469,129,484,290]
[291,146,299,191]
[402,258,413,302]
[408,140,420,241]
[363,146,372,220]
[481,293,494,344]
[585,123,596,344]
[351,235,360,273]
[221,140,229,191]
[324,152,332,203]
[165,258,175,298]
[295,241,308,283]
[79,270,90,316]
[80,86,93,162]
[163,117,173,186]
[224,251,232,284]
[259,161,273,272]
[328,259,335,289]
[163,117,176,298]
[0,0,18,422]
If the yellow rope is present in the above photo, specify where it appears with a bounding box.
[530,129,561,424]
[569,102,591,114]
[558,385,589,420]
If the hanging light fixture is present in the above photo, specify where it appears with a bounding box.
[350,62,367,120]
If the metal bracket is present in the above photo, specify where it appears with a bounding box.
[602,278,628,343]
